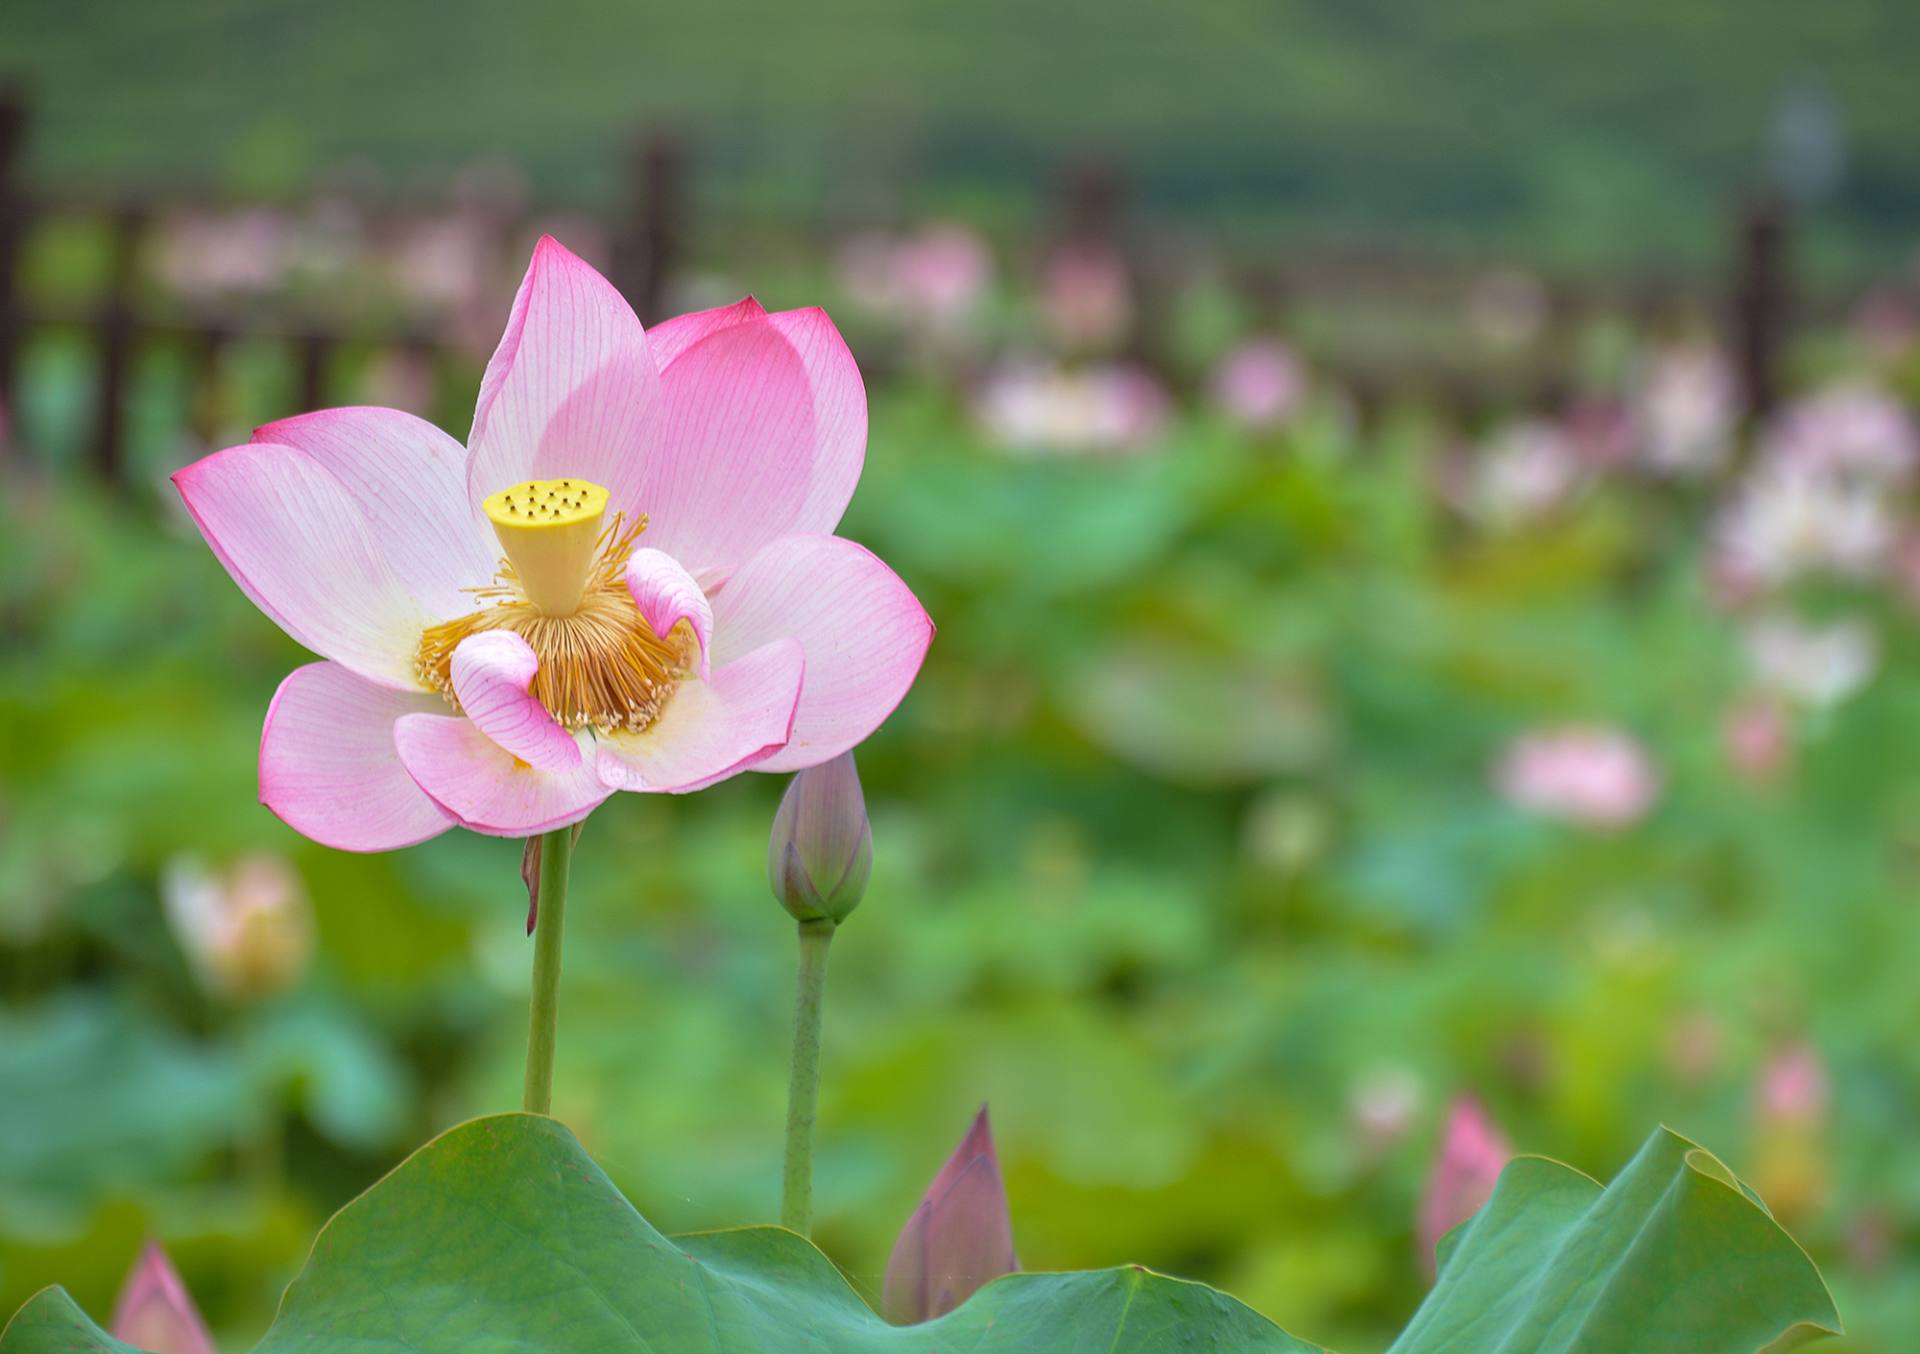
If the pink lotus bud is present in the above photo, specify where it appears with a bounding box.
[768,753,872,926]
[882,1107,1019,1324]
[1724,696,1792,783]
[162,852,314,999]
[1416,1097,1512,1280]
[110,1241,215,1354]
[1752,1041,1831,1223]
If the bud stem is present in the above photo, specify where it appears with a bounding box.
[522,826,574,1115]
[781,917,836,1233]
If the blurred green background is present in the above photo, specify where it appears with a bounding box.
[3,5,1919,1353]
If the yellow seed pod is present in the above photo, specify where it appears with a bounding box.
[482,478,611,616]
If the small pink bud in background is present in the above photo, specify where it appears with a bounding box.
[1724,696,1792,784]
[1752,1040,1831,1224]
[1210,338,1306,431]
[882,1107,1019,1325]
[1416,1097,1512,1280]
[162,852,314,1000]
[769,753,873,926]
[110,1241,215,1354]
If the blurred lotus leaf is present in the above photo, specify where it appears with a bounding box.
[1070,643,1331,785]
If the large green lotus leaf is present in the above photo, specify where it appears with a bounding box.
[0,1119,1838,1354]
[1389,1127,1839,1354]
[0,1113,1317,1353]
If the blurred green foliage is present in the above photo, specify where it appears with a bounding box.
[3,349,1918,1352]
[3,1,1919,271]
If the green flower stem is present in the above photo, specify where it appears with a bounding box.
[781,918,836,1233]
[522,826,575,1115]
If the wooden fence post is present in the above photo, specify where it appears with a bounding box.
[0,87,28,461]
[612,131,683,324]
[295,330,332,413]
[1731,193,1791,426]
[93,203,147,485]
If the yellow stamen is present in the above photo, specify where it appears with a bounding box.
[482,478,611,616]
[416,511,691,734]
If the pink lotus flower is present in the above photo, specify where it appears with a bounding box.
[882,1107,1019,1324]
[1416,1097,1512,1280]
[1493,725,1659,830]
[1211,338,1307,431]
[110,1241,215,1354]
[174,238,932,848]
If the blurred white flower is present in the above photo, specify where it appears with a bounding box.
[1210,338,1307,431]
[1493,726,1659,830]
[1712,462,1894,591]
[1632,344,1736,476]
[974,359,1167,456]
[1466,419,1582,525]
[1743,612,1878,709]
[162,852,314,1000]
[1349,1066,1424,1155]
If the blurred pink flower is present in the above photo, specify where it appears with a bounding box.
[1040,243,1133,351]
[835,224,992,337]
[162,852,314,1000]
[386,210,501,319]
[172,238,931,848]
[156,207,296,299]
[1417,1097,1512,1280]
[1632,344,1736,476]
[110,1241,215,1354]
[1211,338,1306,431]
[1752,1040,1831,1223]
[1850,289,1917,365]
[1493,726,1659,830]
[882,1107,1019,1325]
[1762,384,1918,483]
[1759,1041,1830,1126]
[892,224,993,328]
[1723,695,1792,783]
[974,359,1168,456]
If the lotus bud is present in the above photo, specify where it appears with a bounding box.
[110,1241,215,1354]
[882,1107,1019,1325]
[768,753,872,926]
[161,852,314,1000]
[1416,1096,1513,1280]
[1752,1040,1831,1224]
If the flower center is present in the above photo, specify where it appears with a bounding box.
[414,479,689,734]
[483,477,610,616]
